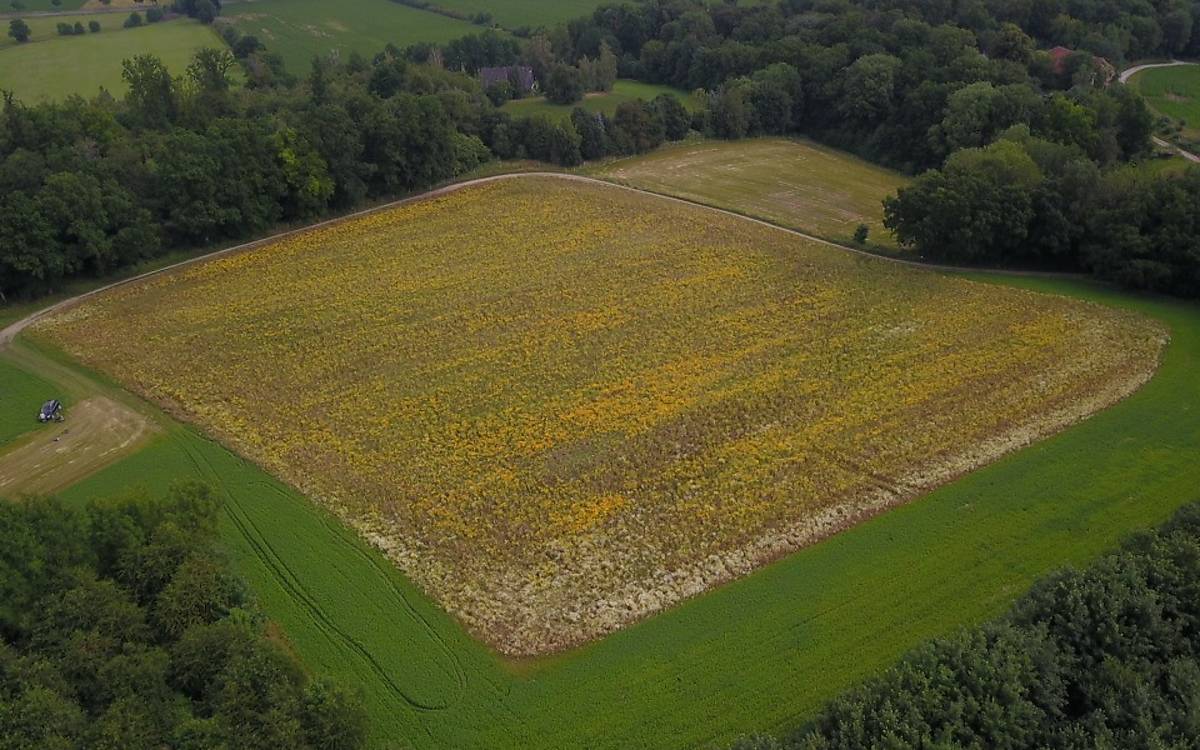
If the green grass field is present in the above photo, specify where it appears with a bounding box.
[2,0,86,12]
[4,253,1197,749]
[0,357,59,448]
[421,0,602,29]
[1131,63,1200,136]
[0,13,110,49]
[222,0,480,77]
[0,17,220,102]
[591,137,909,247]
[502,79,698,120]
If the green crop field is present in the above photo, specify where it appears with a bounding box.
[423,0,603,29]
[502,79,698,120]
[3,184,1198,749]
[5,277,1198,749]
[591,137,909,247]
[222,0,480,77]
[1131,63,1200,135]
[0,17,220,102]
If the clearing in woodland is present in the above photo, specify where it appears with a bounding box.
[501,79,698,120]
[1130,63,1200,138]
[590,137,909,247]
[32,176,1166,657]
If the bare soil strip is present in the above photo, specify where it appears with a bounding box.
[0,396,156,496]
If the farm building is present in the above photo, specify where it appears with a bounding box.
[1046,45,1116,84]
[480,65,536,94]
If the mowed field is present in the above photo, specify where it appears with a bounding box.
[33,176,1164,657]
[502,79,698,120]
[0,17,219,102]
[592,137,909,247]
[222,0,480,75]
[1131,63,1200,136]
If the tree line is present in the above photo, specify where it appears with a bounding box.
[3,0,1200,301]
[885,129,1200,296]
[0,483,367,749]
[730,498,1200,749]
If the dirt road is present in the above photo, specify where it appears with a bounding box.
[0,396,155,496]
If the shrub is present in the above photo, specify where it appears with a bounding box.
[123,11,143,28]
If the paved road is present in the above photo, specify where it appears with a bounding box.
[0,172,1083,351]
[1119,59,1197,84]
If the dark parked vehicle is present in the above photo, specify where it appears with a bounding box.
[38,399,64,423]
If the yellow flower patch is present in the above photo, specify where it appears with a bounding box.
[33,177,1167,655]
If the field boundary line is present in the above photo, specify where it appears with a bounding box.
[0,171,1087,353]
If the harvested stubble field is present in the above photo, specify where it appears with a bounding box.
[34,176,1166,656]
[591,137,908,246]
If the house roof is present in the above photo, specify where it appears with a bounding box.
[1047,45,1074,73]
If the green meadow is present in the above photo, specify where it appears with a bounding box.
[502,79,698,120]
[0,17,220,102]
[1131,63,1200,136]
[2,0,86,12]
[223,0,480,76]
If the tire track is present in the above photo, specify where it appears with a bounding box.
[178,436,464,717]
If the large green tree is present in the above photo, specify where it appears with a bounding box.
[0,485,368,749]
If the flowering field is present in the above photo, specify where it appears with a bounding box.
[34,177,1166,656]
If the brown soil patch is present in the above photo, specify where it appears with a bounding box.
[0,396,156,497]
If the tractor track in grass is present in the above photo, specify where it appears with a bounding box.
[177,435,466,716]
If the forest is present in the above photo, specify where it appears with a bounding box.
[1,0,1199,299]
[0,483,367,749]
[731,498,1200,749]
